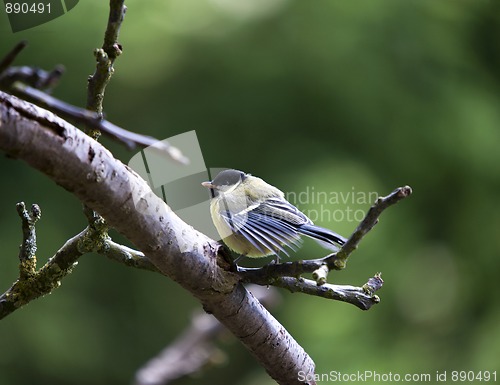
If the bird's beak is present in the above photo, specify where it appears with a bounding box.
[201,181,214,189]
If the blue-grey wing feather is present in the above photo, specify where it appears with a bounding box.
[246,211,302,251]
[219,210,291,255]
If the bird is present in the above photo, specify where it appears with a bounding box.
[202,169,347,263]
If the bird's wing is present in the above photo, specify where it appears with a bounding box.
[220,211,288,256]
[218,209,299,256]
[259,198,346,248]
[253,197,313,226]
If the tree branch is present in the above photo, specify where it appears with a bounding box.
[16,202,41,261]
[0,41,28,75]
[135,311,226,385]
[273,275,383,311]
[333,185,412,268]
[86,0,126,120]
[134,285,281,385]
[0,228,84,320]
[0,41,64,92]
[0,91,316,385]
[103,240,160,273]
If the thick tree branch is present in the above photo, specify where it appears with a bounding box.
[135,311,226,385]
[0,92,316,385]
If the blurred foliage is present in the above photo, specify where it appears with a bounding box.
[1,0,500,384]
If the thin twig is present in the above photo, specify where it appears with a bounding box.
[332,185,412,269]
[16,202,41,281]
[0,41,27,75]
[86,0,126,120]
[0,42,64,91]
[16,202,41,262]
[103,240,160,273]
[103,0,127,57]
[1,65,64,91]
[274,275,382,310]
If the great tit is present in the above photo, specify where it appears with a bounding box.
[202,169,346,262]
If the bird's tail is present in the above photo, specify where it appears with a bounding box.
[298,224,347,251]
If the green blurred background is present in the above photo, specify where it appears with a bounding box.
[1,0,500,384]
